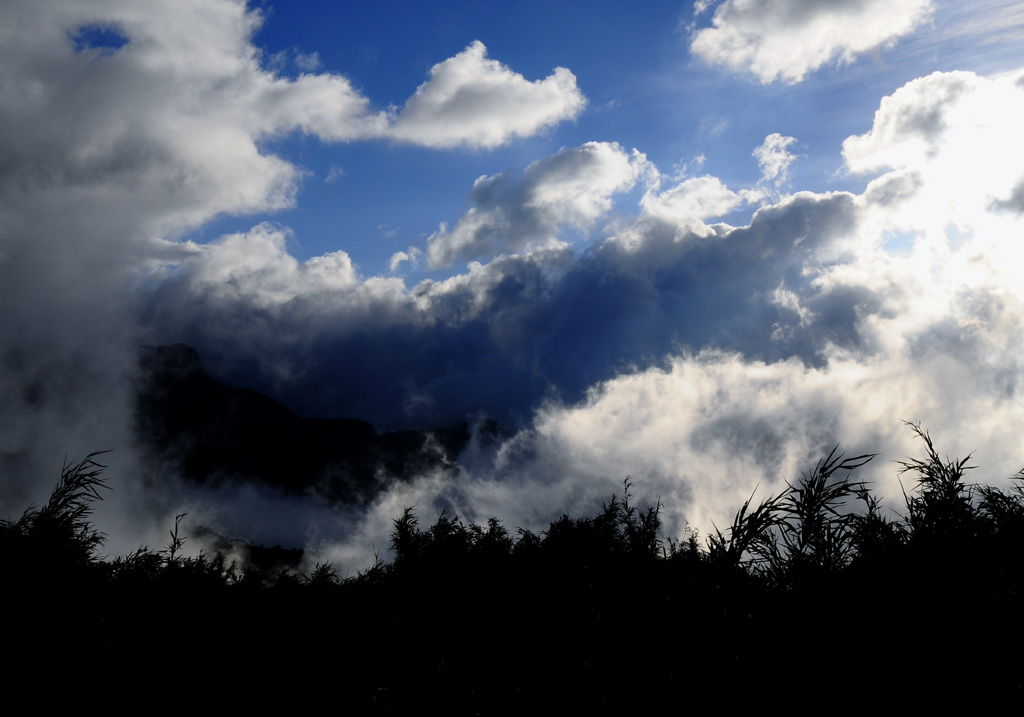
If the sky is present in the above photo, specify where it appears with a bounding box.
[2,0,1024,569]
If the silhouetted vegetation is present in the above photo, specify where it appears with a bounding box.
[4,423,1023,711]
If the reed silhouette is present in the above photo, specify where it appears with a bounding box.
[3,424,1022,711]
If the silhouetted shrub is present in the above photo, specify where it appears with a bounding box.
[5,427,1024,711]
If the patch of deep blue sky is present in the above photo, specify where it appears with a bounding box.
[191,1,1023,275]
[70,23,129,54]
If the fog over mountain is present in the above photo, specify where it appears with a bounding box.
[2,0,1023,570]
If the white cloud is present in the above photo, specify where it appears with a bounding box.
[427,141,651,268]
[325,165,345,183]
[844,68,1024,249]
[693,0,718,15]
[5,0,1023,568]
[754,133,798,183]
[0,0,591,480]
[320,66,1024,555]
[493,320,1024,541]
[690,0,934,84]
[389,247,422,273]
[843,70,979,174]
[388,41,587,149]
[0,3,383,506]
[131,64,1024,561]
[306,269,1024,563]
[355,61,1024,545]
[175,223,358,308]
[294,50,321,72]
[640,175,743,233]
[0,5,580,276]
[0,0,393,245]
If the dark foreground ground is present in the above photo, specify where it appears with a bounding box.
[5,430,1023,712]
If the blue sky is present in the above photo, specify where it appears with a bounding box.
[204,0,1023,277]
[3,0,1024,562]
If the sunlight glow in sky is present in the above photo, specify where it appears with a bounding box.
[2,0,1024,564]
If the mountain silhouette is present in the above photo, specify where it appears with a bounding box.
[136,344,500,503]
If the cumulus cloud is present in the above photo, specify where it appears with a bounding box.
[145,184,867,434]
[488,319,1023,544]
[844,68,1024,245]
[843,71,979,174]
[388,41,587,149]
[0,0,330,520]
[144,65,1024,569]
[4,0,1024,574]
[295,66,1024,566]
[426,142,651,268]
[137,53,1024,576]
[691,0,934,83]
[0,2,583,547]
[302,270,1024,567]
[0,0,394,250]
[639,175,743,236]
[171,224,359,307]
[149,62,1024,438]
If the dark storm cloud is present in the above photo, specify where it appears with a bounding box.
[862,170,923,207]
[140,189,870,430]
[991,176,1024,215]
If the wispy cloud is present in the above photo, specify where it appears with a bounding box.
[324,165,345,183]
[754,133,798,183]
